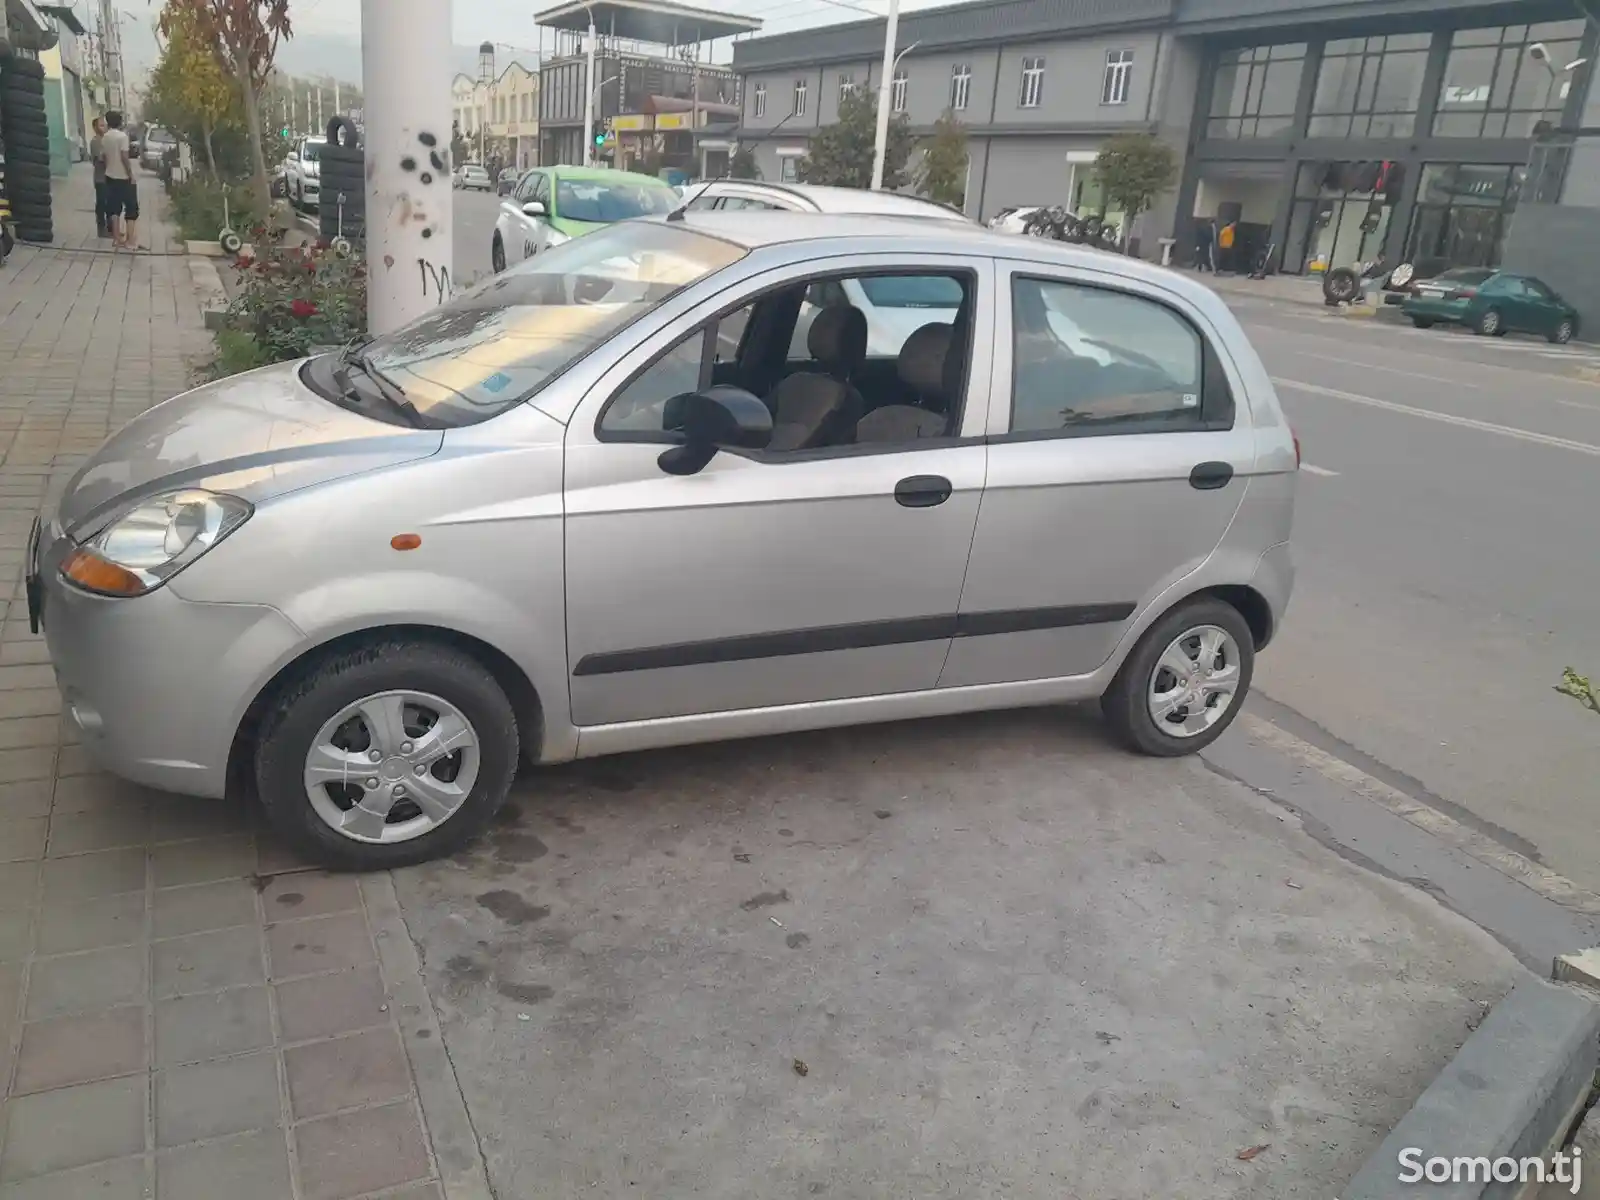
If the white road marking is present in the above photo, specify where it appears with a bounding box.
[1299,463,1339,477]
[1288,349,1480,388]
[1552,396,1600,413]
[1273,377,1600,458]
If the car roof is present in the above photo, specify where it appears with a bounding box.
[696,180,968,221]
[550,166,673,187]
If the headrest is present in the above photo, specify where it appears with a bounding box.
[897,323,954,400]
[807,305,868,376]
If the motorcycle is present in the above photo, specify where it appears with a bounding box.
[1021,206,1122,250]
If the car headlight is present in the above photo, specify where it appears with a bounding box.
[61,489,253,597]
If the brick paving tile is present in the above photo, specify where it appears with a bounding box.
[0,165,460,1200]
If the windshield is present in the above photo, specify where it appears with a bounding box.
[301,141,325,161]
[357,222,744,427]
[1435,268,1493,284]
[556,178,678,223]
[856,275,965,310]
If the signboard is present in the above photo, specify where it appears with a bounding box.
[655,112,694,131]
[611,114,652,131]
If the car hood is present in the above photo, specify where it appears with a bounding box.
[551,216,608,237]
[52,362,443,538]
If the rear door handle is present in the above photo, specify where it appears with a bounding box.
[1189,461,1234,490]
[895,475,953,508]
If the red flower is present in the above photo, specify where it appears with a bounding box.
[234,254,254,270]
[290,299,318,319]
[314,238,332,251]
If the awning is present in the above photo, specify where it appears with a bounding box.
[4,0,60,51]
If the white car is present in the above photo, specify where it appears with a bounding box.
[685,180,969,223]
[284,137,327,211]
[490,166,679,273]
[988,206,1047,234]
[455,164,492,192]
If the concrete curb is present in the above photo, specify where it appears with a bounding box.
[1342,977,1599,1199]
[188,255,230,332]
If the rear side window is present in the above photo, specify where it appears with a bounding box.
[1008,276,1233,436]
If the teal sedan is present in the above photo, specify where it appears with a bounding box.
[1402,268,1578,343]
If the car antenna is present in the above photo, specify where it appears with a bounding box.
[666,203,687,222]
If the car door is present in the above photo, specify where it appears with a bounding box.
[1518,277,1564,336]
[939,263,1255,689]
[562,252,997,728]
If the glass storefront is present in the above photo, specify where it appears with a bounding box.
[1207,43,1306,139]
[1308,34,1430,138]
[1403,162,1525,270]
[1286,160,1405,273]
[1432,21,1586,138]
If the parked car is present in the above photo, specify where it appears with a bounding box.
[491,165,677,271]
[1401,268,1578,343]
[988,205,1045,234]
[682,180,971,224]
[455,164,492,192]
[284,136,327,211]
[497,171,520,197]
[28,213,1296,870]
[140,126,177,172]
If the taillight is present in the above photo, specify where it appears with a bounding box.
[1457,288,1477,299]
[1293,431,1302,467]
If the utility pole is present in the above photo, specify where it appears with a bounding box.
[363,0,454,334]
[334,80,341,118]
[582,9,597,166]
[870,0,900,191]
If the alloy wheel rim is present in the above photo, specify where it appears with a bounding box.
[1482,311,1499,333]
[1558,321,1573,342]
[1147,624,1242,738]
[303,690,481,844]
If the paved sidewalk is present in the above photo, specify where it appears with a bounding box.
[0,166,484,1200]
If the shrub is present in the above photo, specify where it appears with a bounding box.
[210,227,366,378]
[167,176,261,244]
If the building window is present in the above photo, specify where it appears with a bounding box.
[1433,21,1587,139]
[1102,49,1134,105]
[892,67,908,113]
[1207,43,1305,138]
[780,155,799,182]
[753,83,766,117]
[839,73,856,104]
[1406,163,1526,269]
[950,63,971,111]
[793,78,807,116]
[1019,56,1045,109]
[1309,33,1430,138]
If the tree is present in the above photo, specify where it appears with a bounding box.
[162,0,292,213]
[150,0,240,176]
[728,143,759,180]
[798,88,912,190]
[1092,132,1178,250]
[916,110,968,209]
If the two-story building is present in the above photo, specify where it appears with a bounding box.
[731,0,1600,275]
[454,59,540,170]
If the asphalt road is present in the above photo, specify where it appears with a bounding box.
[1220,297,1600,893]
[433,197,1600,894]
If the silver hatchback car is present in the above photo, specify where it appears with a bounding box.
[28,213,1296,869]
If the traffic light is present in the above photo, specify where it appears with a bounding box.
[593,131,606,148]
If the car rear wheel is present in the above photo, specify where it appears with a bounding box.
[254,640,520,869]
[1551,318,1575,344]
[1410,317,1435,329]
[491,234,506,273]
[1100,597,1255,757]
[1475,308,1502,337]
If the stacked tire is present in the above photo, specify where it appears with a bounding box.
[317,116,365,248]
[0,55,53,244]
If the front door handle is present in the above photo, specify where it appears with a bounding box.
[1189,461,1234,491]
[895,475,953,508]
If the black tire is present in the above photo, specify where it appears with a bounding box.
[0,81,46,100]
[1550,317,1576,345]
[16,225,52,244]
[6,165,49,187]
[1410,317,1435,329]
[491,234,506,273]
[1322,266,1360,304]
[8,204,52,224]
[4,145,48,166]
[1,57,46,79]
[1100,596,1256,757]
[254,639,521,870]
[4,128,47,153]
[1474,307,1502,337]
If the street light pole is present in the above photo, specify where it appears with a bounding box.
[362,0,454,334]
[870,0,900,191]
[583,9,598,166]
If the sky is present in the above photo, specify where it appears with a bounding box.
[116,0,952,85]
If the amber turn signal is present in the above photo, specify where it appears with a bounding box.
[62,548,147,596]
[390,533,422,551]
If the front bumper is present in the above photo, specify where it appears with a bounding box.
[30,519,306,799]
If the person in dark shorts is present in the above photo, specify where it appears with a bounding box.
[101,111,140,249]
[89,117,110,236]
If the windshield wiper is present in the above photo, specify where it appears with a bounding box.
[332,353,430,428]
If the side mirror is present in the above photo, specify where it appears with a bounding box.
[657,387,773,476]
[522,200,547,217]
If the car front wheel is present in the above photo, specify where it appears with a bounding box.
[254,640,520,869]
[1475,307,1503,336]
[1551,317,1576,344]
[1100,597,1255,757]
[491,235,506,273]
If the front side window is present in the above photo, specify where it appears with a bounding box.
[1009,277,1219,435]
[753,83,767,117]
[793,78,808,116]
[555,178,678,222]
[1102,49,1134,105]
[950,63,971,111]
[892,68,909,113]
[1020,57,1045,108]
[1433,21,1586,138]
[355,224,745,428]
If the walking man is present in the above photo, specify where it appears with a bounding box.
[101,111,139,250]
[89,117,109,237]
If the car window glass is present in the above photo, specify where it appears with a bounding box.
[787,276,949,360]
[720,196,783,210]
[685,191,719,210]
[1524,279,1552,300]
[532,174,551,205]
[556,179,677,222]
[513,172,535,202]
[1010,277,1205,433]
[598,304,755,435]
